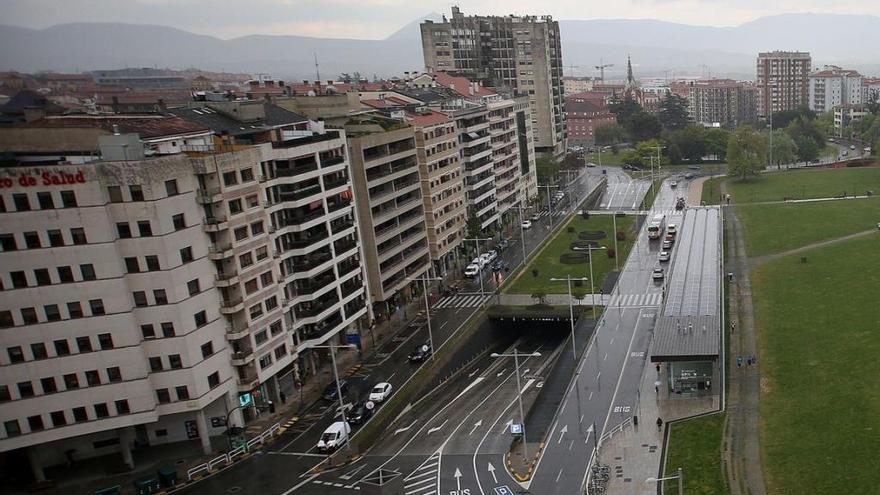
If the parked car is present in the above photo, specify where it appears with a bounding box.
[368,382,393,403]
[662,238,673,249]
[464,264,481,278]
[472,257,488,268]
[480,251,497,264]
[670,180,678,188]
[317,421,351,453]
[521,220,533,229]
[667,224,677,235]
[492,259,510,272]
[495,238,510,252]
[658,251,670,262]
[850,144,856,150]
[322,380,349,401]
[408,342,433,362]
[349,401,374,425]
[652,267,665,280]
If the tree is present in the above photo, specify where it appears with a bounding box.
[768,129,798,168]
[626,111,662,142]
[671,125,707,162]
[785,116,825,149]
[658,94,690,131]
[726,126,767,179]
[620,149,643,167]
[704,128,731,161]
[769,107,815,129]
[595,122,627,146]
[792,134,819,162]
[608,95,642,124]
[466,212,482,240]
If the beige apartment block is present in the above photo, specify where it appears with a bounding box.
[756,51,811,118]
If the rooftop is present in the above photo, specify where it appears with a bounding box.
[20,114,211,140]
[169,103,308,136]
[651,315,720,361]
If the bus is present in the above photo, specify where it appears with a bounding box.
[647,214,665,240]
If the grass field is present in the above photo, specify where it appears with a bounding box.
[663,413,729,495]
[584,151,625,165]
[641,179,662,210]
[504,213,636,294]
[726,167,880,203]
[702,176,726,204]
[735,197,880,256]
[753,235,880,494]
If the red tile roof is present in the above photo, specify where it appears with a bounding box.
[407,110,450,127]
[432,72,495,97]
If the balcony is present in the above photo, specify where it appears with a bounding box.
[338,260,360,278]
[208,243,234,260]
[196,187,222,204]
[237,373,260,392]
[295,295,340,319]
[300,312,344,342]
[278,207,326,228]
[220,297,245,314]
[334,238,357,255]
[279,185,322,202]
[327,199,352,214]
[290,251,333,272]
[285,231,330,250]
[340,280,362,298]
[203,215,228,232]
[231,349,255,366]
[321,155,346,167]
[215,270,240,287]
[275,161,318,178]
[323,177,348,191]
[293,273,336,296]
[226,324,249,341]
[331,219,355,235]
[271,130,340,148]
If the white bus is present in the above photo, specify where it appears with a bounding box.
[647,214,665,240]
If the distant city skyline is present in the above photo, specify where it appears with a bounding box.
[1,0,878,40]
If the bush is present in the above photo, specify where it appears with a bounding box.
[582,210,591,220]
[567,226,576,233]
[607,248,617,258]
[574,279,583,287]
[579,230,607,240]
[560,252,590,264]
[532,268,539,278]
[616,230,626,242]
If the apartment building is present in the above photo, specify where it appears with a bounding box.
[808,66,863,113]
[0,107,367,478]
[421,7,566,156]
[562,77,596,95]
[756,51,812,118]
[687,79,758,128]
[488,98,523,222]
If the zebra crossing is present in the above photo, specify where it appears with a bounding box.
[434,293,492,309]
[651,208,683,217]
[403,452,440,495]
[607,293,662,307]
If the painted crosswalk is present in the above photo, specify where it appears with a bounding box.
[607,293,662,307]
[403,452,440,495]
[434,294,492,308]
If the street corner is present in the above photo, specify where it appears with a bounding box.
[505,441,544,481]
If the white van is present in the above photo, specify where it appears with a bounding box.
[317,421,351,453]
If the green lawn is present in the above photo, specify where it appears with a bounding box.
[735,198,880,256]
[641,179,662,210]
[701,176,726,204]
[504,213,636,294]
[726,167,880,204]
[584,152,625,165]
[664,413,728,495]
[753,235,880,494]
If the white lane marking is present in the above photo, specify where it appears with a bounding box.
[395,421,417,435]
[427,419,449,434]
[556,468,564,483]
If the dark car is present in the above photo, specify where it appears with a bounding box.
[349,400,374,425]
[492,259,509,272]
[675,198,686,211]
[495,238,510,252]
[321,380,349,401]
[408,342,433,362]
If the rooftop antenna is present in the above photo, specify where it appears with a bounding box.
[314,53,321,84]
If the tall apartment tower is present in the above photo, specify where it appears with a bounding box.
[420,7,566,156]
[756,51,812,118]
[688,80,758,128]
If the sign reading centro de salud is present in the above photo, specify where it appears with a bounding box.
[0,169,86,188]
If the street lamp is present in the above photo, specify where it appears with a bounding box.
[463,237,492,297]
[514,199,529,264]
[406,274,442,361]
[550,275,589,360]
[555,245,606,320]
[536,183,558,229]
[646,467,684,495]
[490,349,541,461]
[311,342,357,451]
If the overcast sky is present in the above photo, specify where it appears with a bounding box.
[0,0,875,39]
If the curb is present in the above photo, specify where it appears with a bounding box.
[505,441,545,482]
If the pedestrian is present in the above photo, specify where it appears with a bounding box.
[751,354,757,365]
[731,321,736,333]
[655,363,660,374]
[747,356,752,366]
[655,384,659,394]
[279,391,286,404]
[656,417,663,431]
[736,356,743,368]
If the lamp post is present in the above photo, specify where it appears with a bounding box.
[490,349,541,461]
[536,183,558,229]
[646,467,684,495]
[311,342,357,451]
[406,274,442,361]
[643,155,655,201]
[515,199,529,264]
[463,237,492,297]
[550,275,589,359]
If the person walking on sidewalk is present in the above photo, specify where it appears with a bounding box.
[656,417,663,432]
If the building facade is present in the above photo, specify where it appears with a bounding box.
[565,98,616,144]
[756,51,812,118]
[420,7,566,156]
[562,77,596,95]
[687,80,758,128]
[808,66,863,113]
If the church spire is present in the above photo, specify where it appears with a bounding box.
[626,54,636,90]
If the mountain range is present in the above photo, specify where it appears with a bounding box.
[1,13,878,81]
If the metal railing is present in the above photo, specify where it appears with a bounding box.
[186,422,281,481]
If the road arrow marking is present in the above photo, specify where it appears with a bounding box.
[394,420,416,435]
[428,419,448,434]
[557,424,568,444]
[468,369,480,378]
[488,462,498,483]
[469,419,483,436]
[454,468,462,492]
[496,369,506,377]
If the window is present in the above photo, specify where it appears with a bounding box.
[21,307,38,324]
[117,222,132,238]
[48,229,64,247]
[0,234,17,251]
[98,333,113,350]
[259,354,272,370]
[228,198,242,215]
[27,415,44,431]
[89,299,105,315]
[264,296,278,311]
[85,370,101,386]
[149,357,163,371]
[54,339,70,356]
[161,322,175,337]
[137,221,152,237]
[208,371,220,389]
[156,388,171,403]
[0,196,3,212]
[44,304,61,321]
[180,246,193,263]
[270,320,283,336]
[201,341,214,358]
[13,193,31,211]
[234,226,249,241]
[261,271,274,286]
[80,264,96,280]
[0,386,9,402]
[24,231,41,248]
[4,420,21,437]
[107,367,122,382]
[7,346,24,363]
[246,194,259,209]
[251,221,264,236]
[249,303,263,320]
[124,257,140,273]
[30,343,47,359]
[67,301,83,318]
[175,386,190,401]
[115,399,130,415]
[34,268,51,286]
[61,190,77,208]
[153,289,168,305]
[94,403,109,418]
[244,278,258,295]
[223,171,238,186]
[129,185,144,201]
[18,381,35,398]
[254,330,268,346]
[168,354,182,369]
[155,429,168,437]
[274,345,287,359]
[145,255,160,271]
[239,252,253,269]
[172,213,186,231]
[165,179,179,196]
[187,279,200,296]
[37,192,54,209]
[11,271,27,288]
[194,310,207,328]
[57,266,74,283]
[108,186,123,203]
[41,377,57,394]
[51,411,67,427]
[133,291,148,307]
[255,246,268,261]
[76,336,93,353]
[70,228,87,245]
[0,311,13,329]
[240,168,254,182]
[64,373,79,390]
[73,407,88,423]
[141,324,155,339]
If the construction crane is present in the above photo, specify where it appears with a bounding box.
[594,58,614,83]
